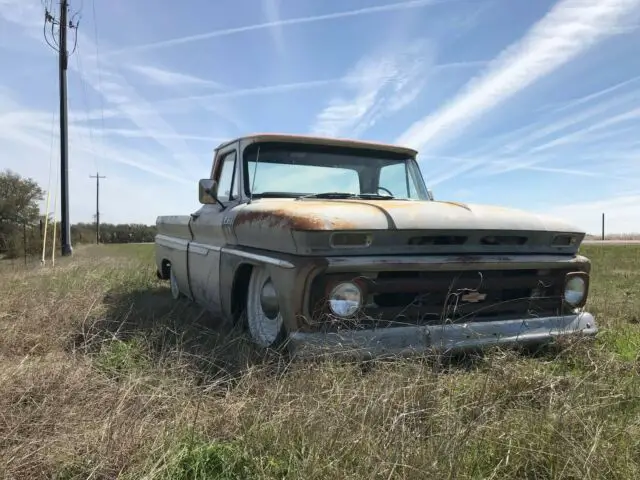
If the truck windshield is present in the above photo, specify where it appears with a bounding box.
[242,142,428,200]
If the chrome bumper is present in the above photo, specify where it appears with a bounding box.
[288,312,597,359]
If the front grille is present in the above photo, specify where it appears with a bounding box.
[308,268,575,331]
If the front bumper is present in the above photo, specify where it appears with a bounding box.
[287,312,597,359]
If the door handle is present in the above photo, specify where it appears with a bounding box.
[190,212,200,220]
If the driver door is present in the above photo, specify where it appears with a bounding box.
[188,143,241,315]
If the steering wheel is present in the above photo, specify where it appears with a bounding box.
[377,186,394,196]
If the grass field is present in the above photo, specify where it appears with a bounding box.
[1,244,639,479]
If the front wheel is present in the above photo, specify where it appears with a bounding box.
[246,266,287,349]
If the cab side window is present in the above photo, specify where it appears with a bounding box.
[216,151,239,202]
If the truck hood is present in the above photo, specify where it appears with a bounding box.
[232,198,582,233]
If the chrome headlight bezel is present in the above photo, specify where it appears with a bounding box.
[563,272,589,308]
[328,281,363,318]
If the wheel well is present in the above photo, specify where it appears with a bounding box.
[231,263,253,325]
[159,259,171,280]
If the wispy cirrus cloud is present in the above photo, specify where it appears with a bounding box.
[101,0,446,57]
[127,64,226,89]
[541,74,640,114]
[417,68,640,186]
[500,92,639,155]
[541,192,640,234]
[528,105,640,153]
[311,41,436,138]
[262,0,286,57]
[397,0,640,175]
[0,106,193,186]
[0,1,217,179]
[155,60,485,106]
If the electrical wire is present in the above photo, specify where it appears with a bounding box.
[43,9,59,52]
[51,161,59,267]
[91,0,107,171]
[69,13,81,56]
[41,111,58,266]
[75,48,99,174]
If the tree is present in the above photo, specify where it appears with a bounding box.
[0,170,45,256]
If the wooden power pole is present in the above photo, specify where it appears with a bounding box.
[45,0,78,256]
[58,0,72,256]
[90,173,106,244]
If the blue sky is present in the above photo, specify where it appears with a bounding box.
[1,0,639,233]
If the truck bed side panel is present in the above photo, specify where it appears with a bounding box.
[155,215,193,298]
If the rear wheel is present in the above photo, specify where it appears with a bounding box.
[246,266,286,349]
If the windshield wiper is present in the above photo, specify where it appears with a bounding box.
[296,192,358,199]
[354,193,395,200]
[252,192,301,198]
[296,192,397,200]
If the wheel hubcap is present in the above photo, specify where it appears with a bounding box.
[259,279,280,320]
[170,271,179,298]
[247,269,284,348]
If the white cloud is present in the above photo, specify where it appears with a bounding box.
[262,0,286,56]
[542,74,640,114]
[164,78,346,104]
[311,41,435,138]
[73,56,207,172]
[101,0,443,56]
[127,64,226,89]
[448,89,640,179]
[396,0,640,160]
[144,60,484,108]
[0,4,213,175]
[0,111,196,225]
[0,108,193,186]
[529,105,640,153]
[539,193,640,234]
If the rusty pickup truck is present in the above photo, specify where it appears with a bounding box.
[154,133,597,358]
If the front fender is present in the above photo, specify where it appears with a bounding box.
[219,247,326,331]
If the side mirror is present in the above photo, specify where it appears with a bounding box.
[198,179,218,204]
[427,188,434,201]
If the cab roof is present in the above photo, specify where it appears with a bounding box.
[214,133,418,157]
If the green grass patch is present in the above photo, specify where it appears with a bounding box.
[93,337,153,378]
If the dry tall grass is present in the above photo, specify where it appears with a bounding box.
[1,244,639,479]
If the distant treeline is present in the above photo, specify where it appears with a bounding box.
[72,222,157,244]
[2,219,157,260]
[1,169,156,260]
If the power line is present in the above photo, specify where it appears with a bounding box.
[89,172,106,244]
[91,0,107,164]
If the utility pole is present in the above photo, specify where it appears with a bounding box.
[58,0,72,256]
[44,0,79,257]
[90,173,106,244]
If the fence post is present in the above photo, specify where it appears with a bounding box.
[601,213,605,241]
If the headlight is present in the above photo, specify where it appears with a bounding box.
[328,282,362,317]
[563,272,589,307]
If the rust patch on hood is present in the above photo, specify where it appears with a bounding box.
[230,197,582,233]
[234,208,358,230]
